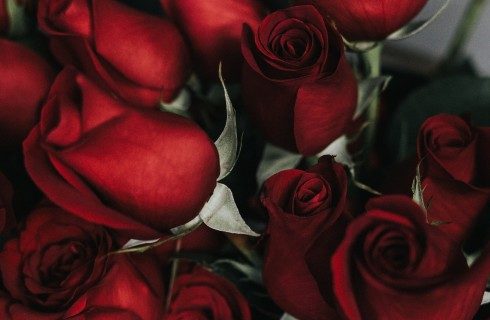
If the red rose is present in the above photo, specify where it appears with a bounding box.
[306,0,429,41]
[0,205,165,319]
[241,5,357,156]
[161,0,266,81]
[0,39,54,146]
[165,266,251,320]
[0,171,14,233]
[260,156,348,320]
[37,0,191,108]
[331,195,490,320]
[24,67,219,239]
[417,114,490,243]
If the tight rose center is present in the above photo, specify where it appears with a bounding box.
[293,175,331,216]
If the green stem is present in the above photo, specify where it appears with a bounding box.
[439,0,489,72]
[361,44,383,160]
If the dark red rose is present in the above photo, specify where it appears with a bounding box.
[260,156,348,320]
[0,39,54,146]
[165,266,251,320]
[0,171,14,233]
[24,67,220,239]
[306,0,429,41]
[37,0,191,108]
[417,114,490,243]
[0,205,165,319]
[331,195,490,320]
[160,0,266,81]
[241,5,357,156]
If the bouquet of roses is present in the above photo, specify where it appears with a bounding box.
[0,0,489,319]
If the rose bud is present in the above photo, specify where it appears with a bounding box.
[24,67,219,239]
[260,156,348,320]
[241,5,358,156]
[165,266,251,320]
[0,39,54,146]
[331,195,490,320]
[417,114,490,243]
[0,205,165,319]
[37,0,191,108]
[305,0,429,41]
[0,171,15,233]
[160,0,266,81]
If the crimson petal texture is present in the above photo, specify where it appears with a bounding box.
[0,205,165,319]
[331,195,490,320]
[165,266,251,320]
[260,156,348,320]
[37,0,191,108]
[305,0,429,41]
[417,114,490,243]
[241,5,357,156]
[24,67,220,239]
[0,39,54,146]
[161,0,266,81]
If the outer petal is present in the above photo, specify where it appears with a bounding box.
[294,57,357,155]
[161,0,265,81]
[70,254,165,320]
[309,0,429,41]
[242,62,298,151]
[92,0,190,103]
[0,39,54,146]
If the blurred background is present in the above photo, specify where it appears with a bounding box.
[385,0,490,75]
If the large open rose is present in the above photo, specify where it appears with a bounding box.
[38,0,190,108]
[417,114,490,243]
[241,5,357,156]
[260,156,348,320]
[331,195,490,320]
[24,67,219,239]
[0,205,165,319]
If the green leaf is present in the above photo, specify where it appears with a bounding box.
[388,76,490,161]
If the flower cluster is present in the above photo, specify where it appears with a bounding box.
[0,0,488,319]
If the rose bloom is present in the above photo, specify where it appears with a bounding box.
[0,205,165,319]
[260,156,348,320]
[305,0,429,41]
[160,0,266,81]
[241,5,357,156]
[0,39,54,146]
[24,67,219,239]
[331,195,490,320]
[37,0,190,108]
[165,266,251,320]
[417,114,490,243]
